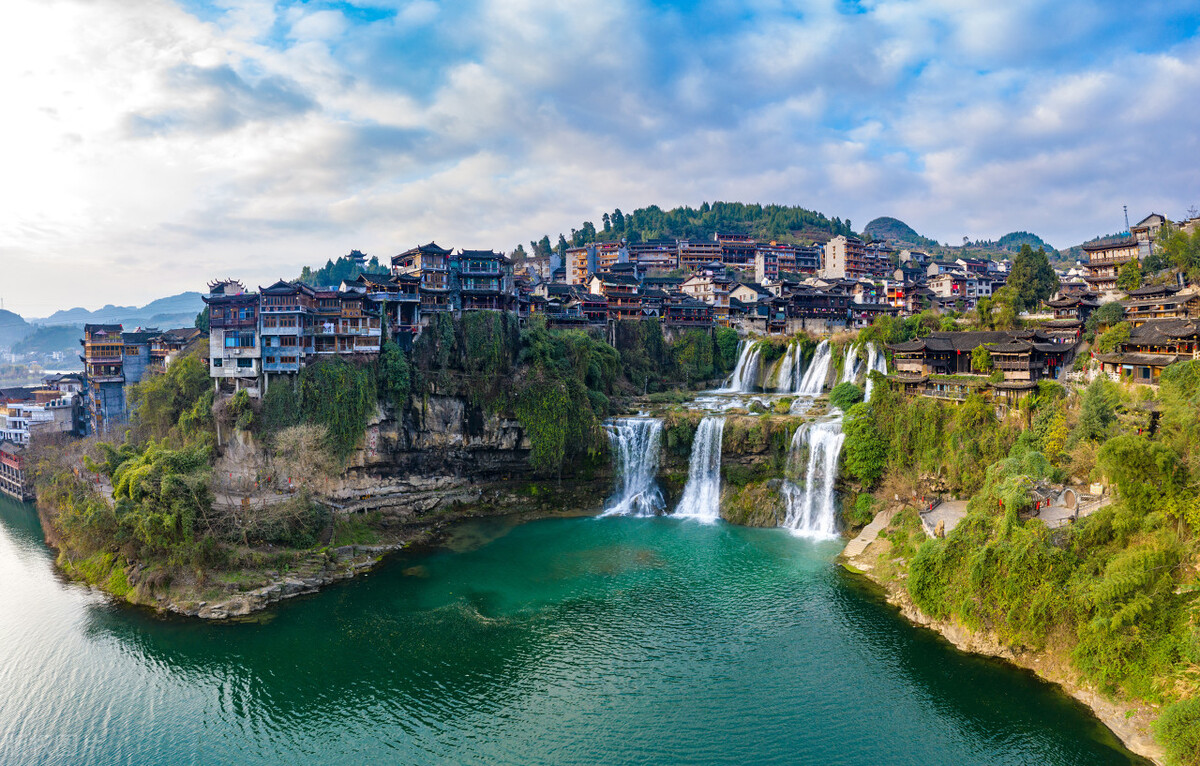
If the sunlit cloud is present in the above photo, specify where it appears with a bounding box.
[1,0,1199,316]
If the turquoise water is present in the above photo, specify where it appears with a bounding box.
[0,494,1143,765]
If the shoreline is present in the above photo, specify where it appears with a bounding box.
[841,513,1165,766]
[38,496,599,621]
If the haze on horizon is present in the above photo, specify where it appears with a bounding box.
[2,0,1199,317]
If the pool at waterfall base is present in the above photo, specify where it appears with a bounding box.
[0,494,1146,765]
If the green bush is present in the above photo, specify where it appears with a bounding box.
[378,340,412,408]
[1156,697,1200,766]
[829,382,864,411]
[842,402,886,487]
[298,357,377,459]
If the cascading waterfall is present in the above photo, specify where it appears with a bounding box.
[796,339,832,395]
[840,344,860,384]
[722,341,762,393]
[601,418,666,517]
[674,417,725,523]
[773,342,801,393]
[782,412,845,537]
[864,342,888,402]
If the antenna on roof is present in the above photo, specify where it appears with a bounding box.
[1123,205,1130,232]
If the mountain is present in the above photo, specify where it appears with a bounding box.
[12,324,83,357]
[0,309,32,349]
[33,291,204,330]
[529,202,856,258]
[995,231,1057,253]
[863,217,940,248]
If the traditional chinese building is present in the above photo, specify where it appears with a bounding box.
[203,280,261,397]
[1083,235,1139,293]
[455,250,513,312]
[81,323,126,433]
[392,242,453,314]
[1096,318,1200,385]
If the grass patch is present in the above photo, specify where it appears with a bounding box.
[331,513,383,546]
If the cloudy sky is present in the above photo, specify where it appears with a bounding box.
[2,0,1199,316]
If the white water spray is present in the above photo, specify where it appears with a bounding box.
[796,340,832,395]
[864,342,888,402]
[774,342,801,393]
[840,344,860,384]
[722,342,762,393]
[782,412,845,537]
[601,418,666,517]
[674,417,725,523]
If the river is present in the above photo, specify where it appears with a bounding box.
[0,494,1144,765]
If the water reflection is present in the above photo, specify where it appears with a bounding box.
[0,505,1145,766]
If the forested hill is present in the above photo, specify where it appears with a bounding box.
[863,216,940,248]
[995,231,1056,252]
[525,202,855,257]
[296,251,389,287]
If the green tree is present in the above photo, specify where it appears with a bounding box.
[971,345,993,373]
[1007,245,1059,311]
[1073,378,1120,443]
[378,341,411,407]
[1095,321,1131,354]
[1116,258,1142,291]
[842,402,886,487]
[1158,223,1200,280]
[714,327,740,373]
[829,382,864,411]
[194,307,209,333]
[1084,301,1126,342]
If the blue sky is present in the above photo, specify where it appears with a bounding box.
[2,0,1199,315]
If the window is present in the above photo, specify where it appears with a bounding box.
[224,331,256,348]
[212,359,223,367]
[237,358,253,369]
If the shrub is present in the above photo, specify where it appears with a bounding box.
[298,357,377,459]
[829,382,864,411]
[1156,697,1200,766]
[842,402,886,487]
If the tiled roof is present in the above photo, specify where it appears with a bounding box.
[1098,352,1181,366]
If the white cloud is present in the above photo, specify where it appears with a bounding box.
[1,0,1199,316]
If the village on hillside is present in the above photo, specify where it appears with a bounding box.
[4,210,1199,502]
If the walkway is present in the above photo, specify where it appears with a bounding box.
[842,508,896,561]
[919,500,967,538]
[1031,495,1112,529]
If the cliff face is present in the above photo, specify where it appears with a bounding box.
[318,395,613,524]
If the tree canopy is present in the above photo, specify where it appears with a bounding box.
[1006,245,1058,311]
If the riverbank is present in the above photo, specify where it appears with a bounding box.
[37,464,610,621]
[842,506,1166,766]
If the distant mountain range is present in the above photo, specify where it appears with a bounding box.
[0,292,204,353]
[863,216,1059,258]
[31,291,204,328]
[0,309,30,349]
[863,217,942,248]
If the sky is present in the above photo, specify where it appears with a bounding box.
[2,0,1199,317]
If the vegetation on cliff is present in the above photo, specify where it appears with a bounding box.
[526,201,855,257]
[855,330,1200,765]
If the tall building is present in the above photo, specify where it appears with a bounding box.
[203,280,262,397]
[81,323,125,434]
[1083,236,1139,293]
[822,235,868,279]
[392,242,453,314]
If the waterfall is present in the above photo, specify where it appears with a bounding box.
[601,418,666,517]
[864,342,888,402]
[840,344,860,384]
[782,412,845,538]
[796,340,832,395]
[774,342,801,393]
[674,417,725,523]
[722,341,762,393]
